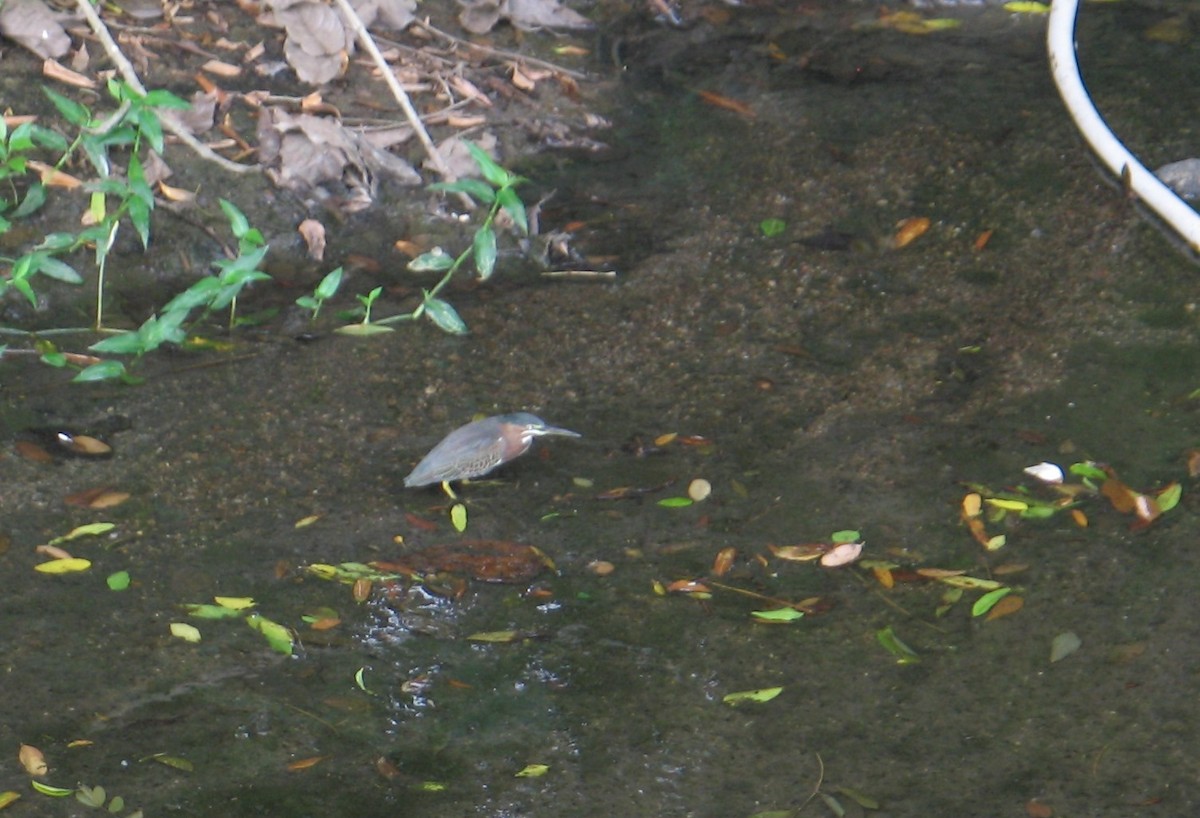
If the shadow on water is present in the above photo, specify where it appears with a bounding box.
[4,1,1200,816]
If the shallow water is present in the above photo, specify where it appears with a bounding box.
[3,2,1200,816]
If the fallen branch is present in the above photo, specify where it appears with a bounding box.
[73,0,258,174]
[1047,0,1200,253]
[331,0,453,181]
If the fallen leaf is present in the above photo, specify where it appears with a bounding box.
[202,59,242,78]
[287,755,329,771]
[170,622,202,643]
[14,441,53,462]
[1049,631,1081,663]
[0,1,70,58]
[892,216,930,249]
[298,218,326,261]
[18,744,47,776]
[723,687,783,705]
[42,58,94,88]
[820,541,863,567]
[711,547,735,577]
[1025,799,1053,818]
[34,557,91,574]
[696,90,755,118]
[57,433,111,456]
[25,160,81,189]
[687,478,712,502]
[352,577,372,602]
[587,560,614,576]
[986,595,1024,621]
[768,543,824,562]
[665,579,711,594]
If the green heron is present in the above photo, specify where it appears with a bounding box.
[403,412,581,488]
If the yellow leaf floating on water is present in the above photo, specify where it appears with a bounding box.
[515,764,549,778]
[214,596,256,610]
[723,687,784,706]
[170,622,202,643]
[0,791,20,809]
[450,503,468,532]
[878,11,962,35]
[34,558,91,574]
[1003,1,1049,12]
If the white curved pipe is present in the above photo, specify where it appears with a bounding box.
[1047,0,1200,253]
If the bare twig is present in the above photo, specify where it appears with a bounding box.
[72,0,258,175]
[415,20,589,80]
[540,269,618,281]
[331,0,452,181]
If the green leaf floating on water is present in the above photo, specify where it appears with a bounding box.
[246,613,294,656]
[759,218,786,237]
[722,687,783,706]
[876,625,920,664]
[972,586,1012,617]
[751,608,804,623]
[450,502,468,532]
[182,604,244,620]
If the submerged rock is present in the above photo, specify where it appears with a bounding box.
[1155,158,1200,200]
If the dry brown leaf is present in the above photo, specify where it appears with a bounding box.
[893,216,931,249]
[587,560,614,576]
[159,181,197,203]
[915,567,967,578]
[510,64,536,91]
[18,744,48,776]
[697,90,755,118]
[42,58,96,89]
[449,75,492,107]
[71,41,90,72]
[665,579,710,594]
[14,440,53,463]
[711,547,735,577]
[393,239,424,258]
[352,578,372,602]
[986,595,1024,621]
[25,160,81,189]
[1024,799,1053,818]
[87,490,131,509]
[768,543,824,562]
[36,545,73,560]
[60,434,112,456]
[202,59,242,78]
[0,1,70,58]
[286,755,329,772]
[1100,474,1138,513]
[297,218,326,261]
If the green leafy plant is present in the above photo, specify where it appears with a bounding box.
[77,199,271,382]
[337,142,529,336]
[296,266,344,319]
